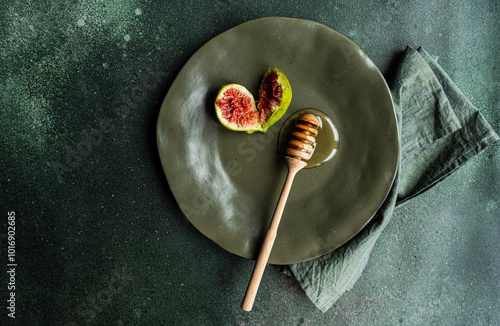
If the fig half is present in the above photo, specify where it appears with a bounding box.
[215,84,262,134]
[257,67,292,132]
[214,68,292,133]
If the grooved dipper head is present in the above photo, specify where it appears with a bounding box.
[285,114,319,162]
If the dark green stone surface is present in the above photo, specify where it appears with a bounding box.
[1,1,498,325]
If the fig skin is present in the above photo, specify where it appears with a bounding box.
[258,67,292,133]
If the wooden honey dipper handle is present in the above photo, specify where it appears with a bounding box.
[242,114,319,312]
[241,157,305,311]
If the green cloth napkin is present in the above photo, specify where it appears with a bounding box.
[288,46,500,313]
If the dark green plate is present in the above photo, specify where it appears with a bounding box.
[157,17,399,264]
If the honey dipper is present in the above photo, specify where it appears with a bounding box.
[242,113,319,312]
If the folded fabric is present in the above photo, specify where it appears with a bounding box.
[288,46,499,312]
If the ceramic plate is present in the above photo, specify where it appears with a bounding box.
[157,17,399,264]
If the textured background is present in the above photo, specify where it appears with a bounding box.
[1,1,498,325]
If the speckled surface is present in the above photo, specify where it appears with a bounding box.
[1,1,498,325]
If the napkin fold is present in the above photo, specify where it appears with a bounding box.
[288,46,499,312]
